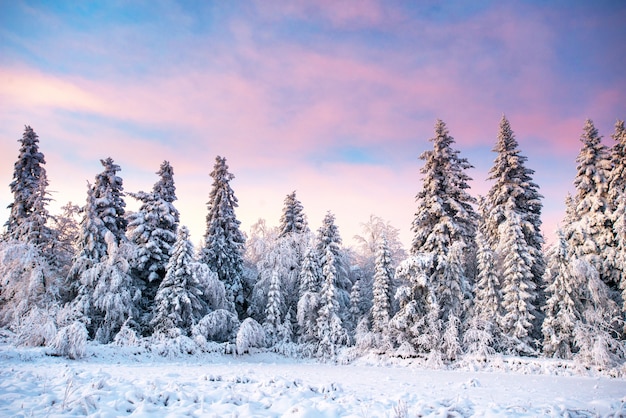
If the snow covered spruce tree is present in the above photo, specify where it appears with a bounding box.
[316,245,348,358]
[371,235,394,335]
[200,156,246,316]
[541,230,583,359]
[279,190,309,237]
[151,226,207,336]
[484,116,543,350]
[264,269,284,345]
[4,126,54,249]
[497,206,537,355]
[316,212,351,318]
[410,119,476,334]
[127,161,180,326]
[464,227,500,356]
[608,120,626,216]
[567,120,615,288]
[67,158,139,342]
[297,247,322,344]
[251,192,312,328]
[607,120,626,300]
[353,215,405,319]
[0,126,61,337]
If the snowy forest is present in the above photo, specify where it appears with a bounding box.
[1,116,625,371]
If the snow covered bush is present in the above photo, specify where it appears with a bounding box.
[51,321,88,359]
[192,309,240,343]
[113,321,142,347]
[151,328,198,357]
[236,317,266,354]
[14,306,57,347]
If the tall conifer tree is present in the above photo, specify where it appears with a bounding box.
[200,156,246,316]
[485,116,544,340]
[411,119,476,322]
[5,126,53,248]
[127,161,180,310]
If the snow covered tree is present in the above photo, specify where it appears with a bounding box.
[151,226,207,336]
[67,158,128,303]
[92,157,127,243]
[348,278,363,330]
[296,248,322,344]
[411,119,477,257]
[607,120,626,300]
[484,116,545,341]
[615,194,626,318]
[371,235,394,334]
[279,191,309,237]
[389,254,434,352]
[571,259,624,368]
[127,161,180,314]
[264,269,283,345]
[316,245,348,358]
[236,317,266,354]
[473,229,501,324]
[542,230,584,359]
[498,207,537,355]
[4,126,54,250]
[568,119,615,288]
[316,212,351,315]
[299,247,322,295]
[0,241,59,329]
[469,228,501,352]
[608,120,626,213]
[411,119,476,323]
[72,231,139,343]
[200,156,246,316]
[441,313,462,362]
[49,202,81,280]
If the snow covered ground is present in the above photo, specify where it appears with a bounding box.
[1,344,625,417]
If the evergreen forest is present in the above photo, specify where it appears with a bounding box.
[1,116,625,369]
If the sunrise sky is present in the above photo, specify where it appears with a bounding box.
[1,1,625,249]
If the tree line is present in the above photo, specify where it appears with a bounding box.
[0,116,624,367]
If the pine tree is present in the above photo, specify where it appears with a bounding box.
[542,230,583,359]
[348,278,363,330]
[473,229,501,325]
[316,212,351,312]
[485,116,545,339]
[615,194,626,317]
[296,248,322,343]
[151,226,207,336]
[498,207,537,355]
[568,119,615,288]
[411,119,477,257]
[608,120,626,213]
[93,158,127,243]
[264,269,283,345]
[50,202,81,278]
[279,191,309,237]
[200,156,246,316]
[316,245,348,358]
[73,232,139,343]
[411,119,476,323]
[608,120,626,300]
[4,126,54,249]
[299,247,322,295]
[371,235,394,334]
[67,159,128,301]
[127,161,180,312]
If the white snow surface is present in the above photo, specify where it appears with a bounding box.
[1,344,626,417]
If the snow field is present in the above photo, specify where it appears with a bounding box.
[1,346,626,417]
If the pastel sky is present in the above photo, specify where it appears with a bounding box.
[1,0,625,249]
